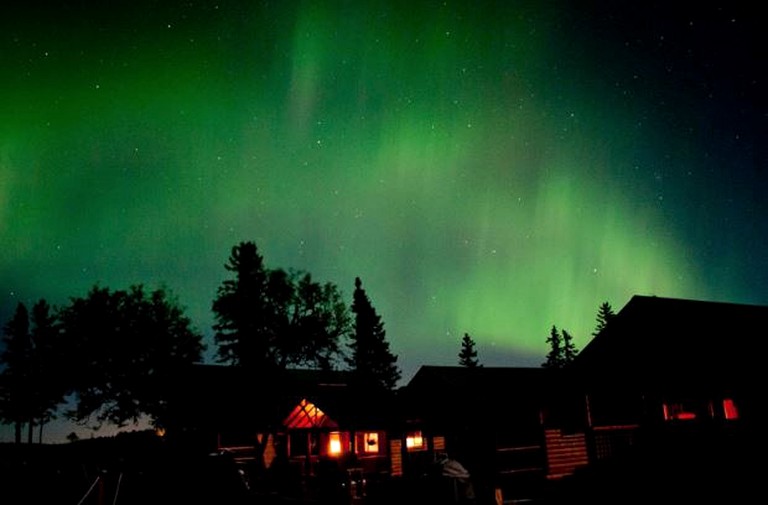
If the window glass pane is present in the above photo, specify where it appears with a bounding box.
[363,432,379,453]
[328,431,342,456]
[723,398,739,420]
[406,431,425,451]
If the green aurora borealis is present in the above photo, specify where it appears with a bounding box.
[2,1,767,384]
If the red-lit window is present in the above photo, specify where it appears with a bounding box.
[723,398,739,420]
[406,431,426,452]
[663,402,696,421]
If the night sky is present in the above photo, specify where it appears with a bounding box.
[2,0,767,389]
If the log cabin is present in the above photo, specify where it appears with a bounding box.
[164,295,765,503]
[166,364,402,501]
[572,295,764,456]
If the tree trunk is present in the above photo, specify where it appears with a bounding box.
[14,421,22,444]
[27,419,34,444]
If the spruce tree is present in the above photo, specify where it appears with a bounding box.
[347,277,401,391]
[561,329,578,365]
[0,303,33,443]
[458,332,480,367]
[212,241,271,369]
[592,301,616,337]
[542,325,564,368]
[29,299,64,443]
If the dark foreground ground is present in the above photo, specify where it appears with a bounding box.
[0,432,250,505]
[541,426,759,505]
[0,431,435,505]
[0,427,759,505]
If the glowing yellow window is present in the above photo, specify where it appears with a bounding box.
[363,432,379,453]
[406,431,425,451]
[328,432,343,456]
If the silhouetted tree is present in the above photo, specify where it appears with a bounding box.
[543,325,578,368]
[347,277,401,391]
[28,299,65,443]
[212,241,350,371]
[59,285,204,428]
[542,325,564,368]
[592,301,616,337]
[212,242,350,476]
[0,300,67,443]
[282,271,350,370]
[561,329,578,364]
[212,241,272,369]
[458,333,481,367]
[0,302,33,443]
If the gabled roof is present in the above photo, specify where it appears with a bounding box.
[170,364,398,431]
[573,295,768,392]
[283,398,339,429]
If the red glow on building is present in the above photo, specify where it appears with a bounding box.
[662,402,696,421]
[723,398,739,420]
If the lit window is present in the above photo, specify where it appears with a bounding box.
[363,432,379,453]
[723,398,739,420]
[663,402,696,421]
[284,399,338,429]
[328,432,342,456]
[406,431,425,451]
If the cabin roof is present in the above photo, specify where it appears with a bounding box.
[171,364,397,431]
[402,365,570,429]
[407,365,555,392]
[573,295,768,391]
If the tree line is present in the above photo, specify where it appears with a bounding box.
[1,239,617,443]
[542,301,616,368]
[0,241,401,443]
[0,285,204,443]
[455,301,617,370]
